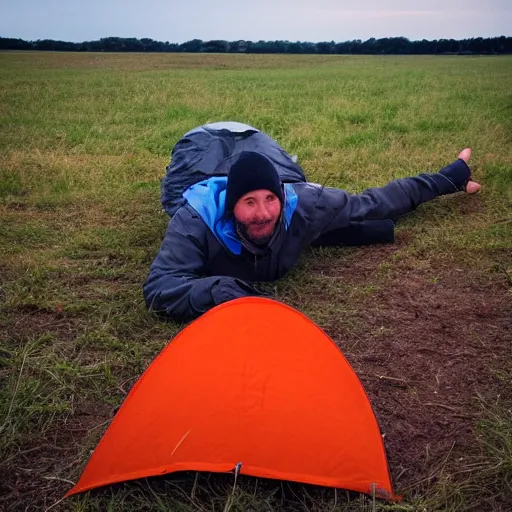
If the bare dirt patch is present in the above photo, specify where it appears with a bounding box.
[1,304,83,344]
[0,403,113,511]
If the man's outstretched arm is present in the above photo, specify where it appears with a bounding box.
[308,149,480,238]
[143,209,263,321]
[346,148,480,221]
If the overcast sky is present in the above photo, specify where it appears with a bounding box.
[1,0,510,43]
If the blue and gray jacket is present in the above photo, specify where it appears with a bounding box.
[143,122,471,320]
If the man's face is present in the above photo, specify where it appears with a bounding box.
[233,189,282,245]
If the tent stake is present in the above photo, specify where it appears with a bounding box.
[223,462,242,512]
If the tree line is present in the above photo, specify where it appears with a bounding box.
[1,36,511,54]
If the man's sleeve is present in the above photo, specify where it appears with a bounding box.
[143,212,264,321]
[310,158,471,236]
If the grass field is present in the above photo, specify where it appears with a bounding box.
[0,52,511,511]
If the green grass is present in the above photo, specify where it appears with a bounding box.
[0,52,511,511]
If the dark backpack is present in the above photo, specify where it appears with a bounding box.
[161,122,306,216]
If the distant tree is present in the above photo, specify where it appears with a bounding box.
[180,39,203,52]
[0,37,32,50]
[300,42,317,54]
[316,41,335,54]
[248,40,270,53]
[360,38,376,54]
[166,42,180,52]
[386,37,412,54]
[286,41,302,54]
[497,35,512,53]
[271,40,288,53]
[34,39,60,51]
[229,40,247,53]
[1,35,511,55]
[336,40,363,54]
[203,40,229,53]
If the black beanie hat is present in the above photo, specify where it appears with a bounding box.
[225,151,283,213]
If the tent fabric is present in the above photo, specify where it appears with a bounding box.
[66,297,396,499]
[161,121,306,216]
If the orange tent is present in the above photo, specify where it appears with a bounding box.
[66,297,396,499]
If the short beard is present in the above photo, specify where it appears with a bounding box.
[236,221,275,247]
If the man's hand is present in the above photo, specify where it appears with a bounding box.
[458,148,482,194]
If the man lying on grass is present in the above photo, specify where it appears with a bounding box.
[143,145,480,321]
